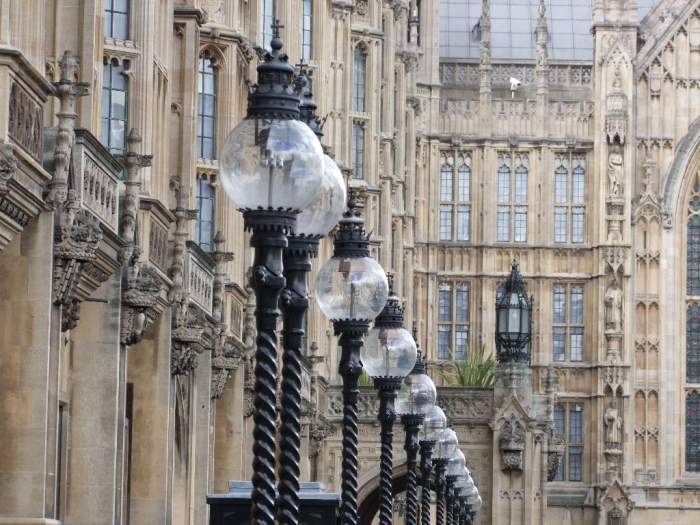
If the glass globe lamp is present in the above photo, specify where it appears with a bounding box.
[395,353,437,416]
[447,448,466,477]
[419,404,447,441]
[435,427,458,460]
[295,153,346,236]
[465,485,480,508]
[455,466,474,493]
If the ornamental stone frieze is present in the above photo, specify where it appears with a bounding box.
[121,248,164,345]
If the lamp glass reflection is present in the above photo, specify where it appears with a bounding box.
[396,371,436,415]
[220,117,324,211]
[363,326,417,379]
[419,405,447,441]
[295,154,346,236]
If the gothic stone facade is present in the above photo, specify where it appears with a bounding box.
[0,1,700,525]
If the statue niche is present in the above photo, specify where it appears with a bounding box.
[499,415,526,471]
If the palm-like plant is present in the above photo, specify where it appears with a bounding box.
[433,344,497,388]
[358,370,374,386]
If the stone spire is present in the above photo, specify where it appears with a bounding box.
[478,0,492,134]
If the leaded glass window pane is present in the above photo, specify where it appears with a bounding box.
[555,208,567,243]
[572,208,585,243]
[456,284,469,323]
[554,405,565,481]
[688,303,700,383]
[571,286,583,324]
[515,167,528,202]
[352,123,364,179]
[570,328,583,361]
[455,327,468,359]
[553,328,566,362]
[195,178,215,252]
[569,405,583,481]
[687,391,700,471]
[105,0,129,40]
[514,206,527,242]
[441,165,453,202]
[353,46,367,112]
[458,165,470,201]
[457,205,469,241]
[688,215,700,295]
[261,0,276,50]
[572,165,585,203]
[438,325,451,359]
[498,166,510,203]
[555,165,568,204]
[439,283,452,322]
[553,286,566,324]
[197,53,217,160]
[101,59,128,159]
[497,207,510,241]
[440,206,452,241]
[301,0,313,60]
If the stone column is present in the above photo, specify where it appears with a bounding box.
[63,272,125,525]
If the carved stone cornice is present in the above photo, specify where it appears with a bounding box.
[0,141,18,199]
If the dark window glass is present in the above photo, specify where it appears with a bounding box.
[197,52,217,159]
[688,303,700,383]
[352,123,364,179]
[101,59,128,158]
[301,0,313,60]
[353,46,366,112]
[105,0,129,40]
[195,178,215,252]
[261,0,276,50]
[687,390,700,472]
[689,215,700,295]
[569,405,583,481]
[553,404,565,481]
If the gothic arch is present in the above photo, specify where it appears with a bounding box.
[199,44,226,70]
[357,459,424,525]
[661,116,700,220]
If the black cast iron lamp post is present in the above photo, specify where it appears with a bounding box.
[396,341,436,525]
[219,22,324,525]
[315,195,388,525]
[275,67,345,525]
[495,260,534,363]
[419,405,447,525]
[446,448,466,525]
[362,281,417,525]
[433,425,458,525]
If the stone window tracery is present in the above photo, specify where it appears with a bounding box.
[497,152,529,243]
[437,282,470,359]
[439,152,471,242]
[554,153,586,244]
[197,51,217,160]
[686,173,700,472]
[101,58,129,158]
[554,403,584,482]
[105,0,129,40]
[553,284,584,362]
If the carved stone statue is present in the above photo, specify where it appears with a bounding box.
[608,145,624,197]
[604,279,624,333]
[605,401,622,444]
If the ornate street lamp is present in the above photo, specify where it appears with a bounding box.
[396,334,437,525]
[315,195,389,525]
[445,449,466,525]
[276,68,345,525]
[362,280,417,525]
[433,425,458,525]
[495,260,534,364]
[219,24,326,525]
[419,405,447,525]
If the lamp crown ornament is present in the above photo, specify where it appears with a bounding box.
[295,63,323,139]
[246,21,299,120]
[332,191,372,257]
[373,277,405,329]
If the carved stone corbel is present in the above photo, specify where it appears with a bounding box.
[0,141,18,199]
[53,190,102,331]
[211,324,251,398]
[46,51,90,209]
[499,415,526,471]
[308,413,334,459]
[121,248,163,345]
[547,431,566,481]
[171,294,206,375]
[212,231,234,323]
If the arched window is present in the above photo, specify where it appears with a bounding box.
[554,403,584,481]
[687,175,700,471]
[195,175,215,252]
[687,390,700,471]
[197,51,217,160]
[439,153,471,242]
[497,152,529,242]
[437,282,469,359]
[353,46,367,112]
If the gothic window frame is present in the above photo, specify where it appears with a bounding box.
[301,0,313,60]
[437,281,470,360]
[197,50,218,160]
[687,390,700,472]
[554,152,587,244]
[439,151,472,242]
[260,0,276,50]
[496,151,529,243]
[553,402,584,482]
[685,173,700,473]
[105,0,129,40]
[552,284,585,363]
[195,173,216,252]
[101,57,129,158]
